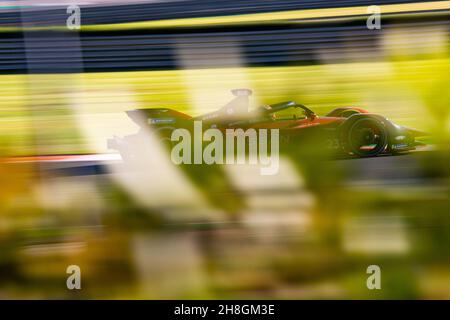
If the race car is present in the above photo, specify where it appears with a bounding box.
[108,89,425,158]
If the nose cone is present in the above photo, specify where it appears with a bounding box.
[405,127,427,137]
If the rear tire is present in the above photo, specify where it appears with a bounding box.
[154,126,176,149]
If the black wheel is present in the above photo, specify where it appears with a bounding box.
[340,109,360,118]
[154,126,176,149]
[344,117,388,157]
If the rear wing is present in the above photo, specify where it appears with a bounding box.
[126,89,253,127]
[126,108,192,128]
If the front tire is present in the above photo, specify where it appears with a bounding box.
[342,117,388,157]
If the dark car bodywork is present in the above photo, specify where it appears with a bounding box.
[108,89,425,159]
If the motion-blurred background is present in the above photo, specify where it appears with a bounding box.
[0,0,449,299]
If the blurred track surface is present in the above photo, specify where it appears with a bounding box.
[9,147,441,188]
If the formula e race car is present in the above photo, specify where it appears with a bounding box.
[108,89,425,159]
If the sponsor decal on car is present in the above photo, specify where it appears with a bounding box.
[148,118,175,124]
